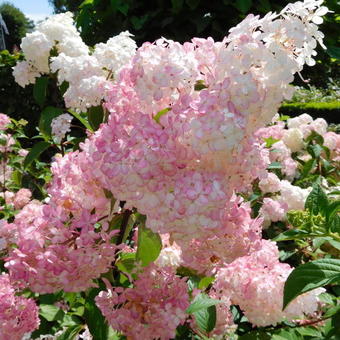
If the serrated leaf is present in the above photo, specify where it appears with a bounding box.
[24,141,51,168]
[33,76,49,107]
[305,184,329,216]
[194,304,216,333]
[40,304,64,322]
[283,258,340,309]
[136,225,162,266]
[186,293,220,314]
[273,229,310,242]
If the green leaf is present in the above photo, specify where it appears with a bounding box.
[84,290,109,340]
[329,214,340,233]
[238,330,272,339]
[40,304,64,322]
[33,76,49,107]
[313,236,332,249]
[186,293,220,314]
[305,184,329,216]
[307,144,323,158]
[68,110,93,132]
[57,325,84,340]
[283,258,340,309]
[194,80,208,91]
[273,229,310,242]
[153,107,171,124]
[24,141,51,168]
[234,0,252,13]
[116,253,136,273]
[278,114,290,121]
[328,239,340,251]
[295,327,322,337]
[192,295,217,333]
[324,304,340,319]
[327,45,340,60]
[267,161,282,169]
[326,201,340,221]
[198,276,215,290]
[80,0,94,8]
[88,105,104,131]
[39,106,64,138]
[188,294,218,333]
[264,136,280,148]
[301,158,317,177]
[11,170,22,186]
[136,225,162,266]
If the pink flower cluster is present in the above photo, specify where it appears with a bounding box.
[95,265,189,340]
[2,1,332,338]
[0,188,32,209]
[5,200,118,293]
[0,113,11,131]
[213,240,325,327]
[0,273,40,340]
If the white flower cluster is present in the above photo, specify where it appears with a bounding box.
[260,177,312,227]
[13,13,137,112]
[51,113,73,143]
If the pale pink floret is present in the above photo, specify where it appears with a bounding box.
[214,240,325,327]
[0,273,40,340]
[5,201,118,293]
[96,265,189,340]
[0,114,11,131]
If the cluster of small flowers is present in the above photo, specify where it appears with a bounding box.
[0,188,32,210]
[13,13,137,111]
[255,113,339,226]
[95,265,189,340]
[213,240,325,327]
[3,1,332,338]
[0,114,31,205]
[0,273,40,340]
[4,200,119,293]
[51,113,73,143]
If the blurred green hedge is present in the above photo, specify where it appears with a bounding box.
[279,102,340,124]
